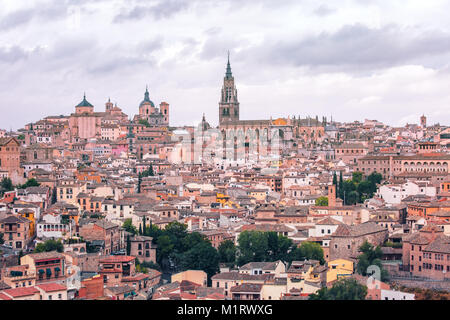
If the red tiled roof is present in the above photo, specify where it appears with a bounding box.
[202,292,225,300]
[2,287,39,297]
[179,292,197,300]
[36,283,67,292]
[0,292,12,300]
[230,283,263,293]
[99,256,135,263]
[122,273,152,282]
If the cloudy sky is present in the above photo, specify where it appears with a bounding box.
[1,0,450,130]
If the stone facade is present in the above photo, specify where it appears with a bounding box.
[329,222,388,261]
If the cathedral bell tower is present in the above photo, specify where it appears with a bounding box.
[219,52,240,124]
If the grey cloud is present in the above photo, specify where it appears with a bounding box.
[0,1,107,31]
[137,37,164,54]
[313,4,336,16]
[245,24,450,72]
[0,8,34,31]
[0,3,70,32]
[204,27,222,36]
[112,0,299,23]
[199,32,242,61]
[113,0,190,23]
[0,46,30,63]
[86,55,156,74]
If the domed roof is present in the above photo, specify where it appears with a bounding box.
[198,113,211,131]
[139,87,155,108]
[76,93,94,108]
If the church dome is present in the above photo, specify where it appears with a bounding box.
[139,87,155,108]
[198,113,211,131]
[76,94,94,108]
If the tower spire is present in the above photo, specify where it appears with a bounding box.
[144,86,150,101]
[225,51,232,79]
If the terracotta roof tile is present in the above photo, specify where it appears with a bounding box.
[36,283,67,292]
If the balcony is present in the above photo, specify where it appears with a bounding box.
[7,272,36,281]
[4,226,18,233]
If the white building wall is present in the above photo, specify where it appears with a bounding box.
[381,289,415,300]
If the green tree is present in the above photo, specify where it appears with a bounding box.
[341,180,357,205]
[347,191,360,205]
[352,172,363,184]
[148,164,154,176]
[122,218,137,235]
[309,278,367,300]
[218,240,237,264]
[357,180,374,200]
[315,196,329,207]
[164,222,188,252]
[51,187,57,204]
[237,231,269,266]
[140,261,161,271]
[338,172,344,200]
[34,240,64,253]
[126,235,131,255]
[356,240,389,282]
[180,241,219,280]
[18,178,40,189]
[138,119,150,127]
[266,232,294,262]
[182,232,209,252]
[137,173,142,194]
[1,178,13,192]
[141,165,155,177]
[18,250,24,264]
[142,216,146,235]
[367,172,382,186]
[145,222,162,239]
[289,241,325,264]
[156,235,174,266]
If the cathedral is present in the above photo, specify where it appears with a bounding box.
[133,87,169,126]
[68,94,127,142]
[217,54,328,160]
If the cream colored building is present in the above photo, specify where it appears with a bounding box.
[57,180,87,206]
[171,270,208,286]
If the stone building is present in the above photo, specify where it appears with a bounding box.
[402,224,450,280]
[0,137,24,184]
[135,87,169,126]
[329,222,388,261]
[216,55,327,162]
[129,235,157,263]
